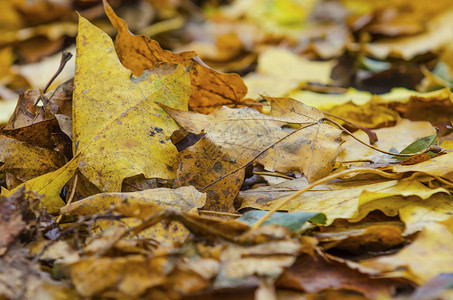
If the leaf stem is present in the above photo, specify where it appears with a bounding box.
[323,117,443,157]
[56,174,78,224]
[200,121,318,191]
[198,210,242,217]
[43,50,73,94]
[323,112,378,144]
[253,171,295,180]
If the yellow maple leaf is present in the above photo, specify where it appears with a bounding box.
[1,15,191,213]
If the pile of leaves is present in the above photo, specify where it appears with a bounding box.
[1,0,453,299]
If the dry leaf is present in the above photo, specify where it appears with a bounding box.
[165,96,341,183]
[73,16,191,192]
[61,186,205,246]
[361,218,453,284]
[104,0,250,113]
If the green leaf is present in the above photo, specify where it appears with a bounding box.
[238,210,326,232]
[359,57,391,72]
[392,134,438,161]
[432,61,451,83]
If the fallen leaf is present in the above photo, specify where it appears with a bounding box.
[72,15,191,193]
[366,7,453,60]
[3,89,46,129]
[244,47,336,99]
[61,186,205,246]
[214,238,301,290]
[387,152,453,182]
[357,193,453,235]
[315,218,406,254]
[165,96,342,183]
[239,176,449,231]
[339,119,436,164]
[0,188,28,255]
[0,136,64,188]
[0,245,77,299]
[1,157,79,213]
[238,210,326,232]
[66,255,170,297]
[104,0,250,113]
[361,218,453,284]
[277,254,399,299]
[173,135,245,212]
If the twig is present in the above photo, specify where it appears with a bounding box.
[251,168,400,229]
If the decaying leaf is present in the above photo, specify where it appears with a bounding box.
[61,186,205,246]
[0,136,64,188]
[2,1,453,299]
[165,96,342,183]
[173,135,244,212]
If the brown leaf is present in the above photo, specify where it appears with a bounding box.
[0,189,27,256]
[315,217,406,255]
[0,245,77,299]
[277,254,401,299]
[1,119,61,149]
[164,98,341,184]
[61,186,205,247]
[361,218,453,285]
[67,255,170,297]
[103,0,251,113]
[3,89,45,130]
[174,135,244,213]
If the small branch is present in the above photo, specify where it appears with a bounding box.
[251,168,400,229]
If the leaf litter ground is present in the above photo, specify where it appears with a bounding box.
[1,1,453,299]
